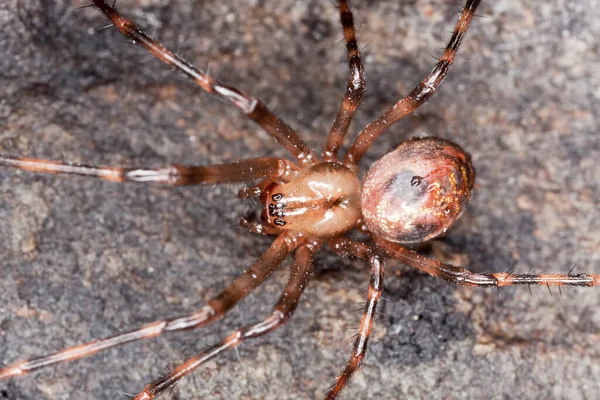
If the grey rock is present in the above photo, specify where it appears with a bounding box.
[0,1,598,399]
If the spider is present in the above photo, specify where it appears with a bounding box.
[1,2,595,395]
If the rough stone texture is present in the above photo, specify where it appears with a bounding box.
[0,1,599,399]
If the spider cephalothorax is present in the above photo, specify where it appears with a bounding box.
[1,1,598,399]
[261,162,361,236]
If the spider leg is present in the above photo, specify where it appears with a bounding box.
[0,232,300,380]
[132,240,318,400]
[377,238,600,288]
[0,155,298,185]
[325,237,385,399]
[323,0,365,162]
[90,0,317,166]
[239,217,282,236]
[344,0,482,167]
[238,178,278,198]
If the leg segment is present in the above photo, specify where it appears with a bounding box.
[238,179,278,198]
[132,240,318,400]
[0,232,299,380]
[377,238,600,288]
[344,0,482,168]
[325,237,385,399]
[90,0,317,166]
[323,0,365,162]
[0,155,297,185]
[239,217,282,236]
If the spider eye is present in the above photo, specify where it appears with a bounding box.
[361,137,475,243]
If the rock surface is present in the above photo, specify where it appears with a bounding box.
[0,1,598,399]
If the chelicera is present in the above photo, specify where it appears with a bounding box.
[1,1,598,399]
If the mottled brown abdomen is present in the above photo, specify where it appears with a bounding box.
[361,137,475,243]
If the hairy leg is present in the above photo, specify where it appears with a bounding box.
[90,0,317,165]
[133,240,318,400]
[323,0,365,162]
[325,237,385,399]
[377,238,600,288]
[0,232,299,380]
[0,156,298,185]
[344,0,482,168]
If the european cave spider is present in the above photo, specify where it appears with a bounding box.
[1,0,599,399]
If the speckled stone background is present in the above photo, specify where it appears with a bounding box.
[0,1,599,399]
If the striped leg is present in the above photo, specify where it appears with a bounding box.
[377,239,600,288]
[132,240,318,400]
[90,0,317,166]
[0,232,298,381]
[323,0,365,162]
[325,238,385,399]
[0,155,298,185]
[344,0,482,167]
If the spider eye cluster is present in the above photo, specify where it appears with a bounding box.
[361,137,475,243]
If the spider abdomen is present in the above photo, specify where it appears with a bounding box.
[361,137,475,243]
[262,162,361,237]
